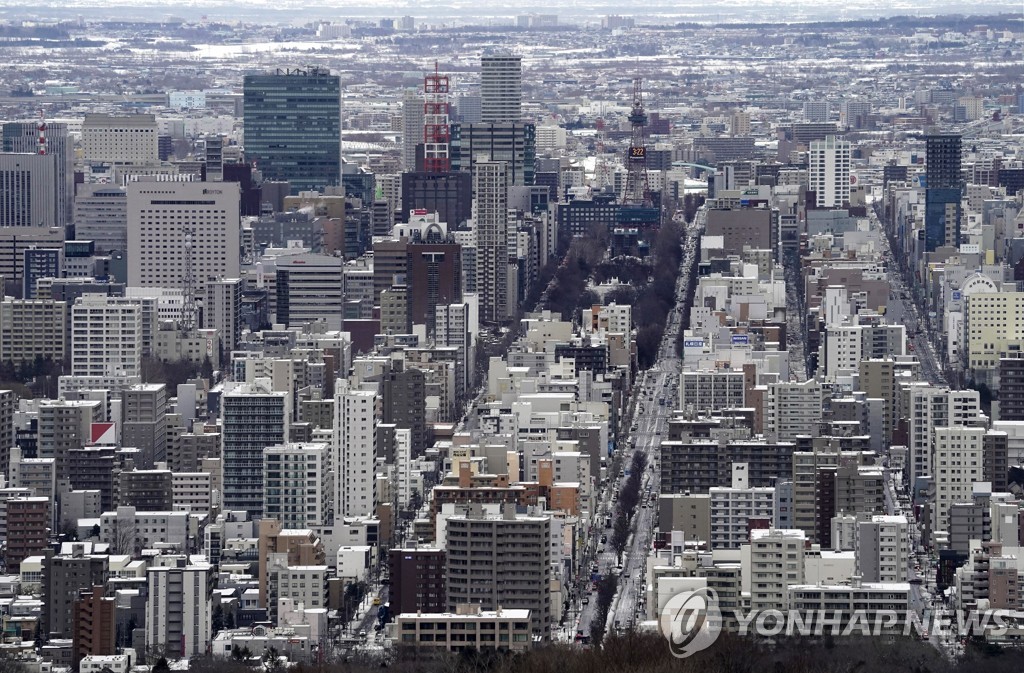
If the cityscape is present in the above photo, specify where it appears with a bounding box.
[0,5,1022,673]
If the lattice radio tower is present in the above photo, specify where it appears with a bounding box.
[423,62,451,173]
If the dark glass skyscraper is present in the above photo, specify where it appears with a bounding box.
[924,133,962,252]
[243,67,341,194]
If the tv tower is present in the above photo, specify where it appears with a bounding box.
[37,111,46,155]
[423,62,450,173]
[622,77,650,206]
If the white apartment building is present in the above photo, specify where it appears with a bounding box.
[171,471,212,515]
[333,382,378,520]
[855,515,910,583]
[904,385,982,483]
[82,113,159,164]
[765,379,822,440]
[710,485,775,550]
[746,528,807,610]
[821,324,863,380]
[264,443,332,528]
[70,294,142,389]
[127,179,241,294]
[401,89,424,171]
[808,135,851,208]
[146,562,211,657]
[934,425,985,538]
[268,562,328,614]
[788,581,910,630]
[100,507,188,553]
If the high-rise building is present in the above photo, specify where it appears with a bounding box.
[451,122,536,188]
[122,384,168,468]
[82,114,159,164]
[3,122,73,227]
[388,547,446,614]
[146,561,211,658]
[6,496,49,567]
[72,585,116,663]
[808,135,851,208]
[275,253,344,331]
[401,89,425,171]
[855,515,910,583]
[221,381,290,516]
[474,160,509,323]
[118,469,173,511]
[400,172,473,227]
[802,100,829,123]
[263,442,332,528]
[243,68,341,193]
[333,382,377,520]
[127,179,241,295]
[382,362,427,457]
[480,55,522,123]
[204,278,243,354]
[407,242,462,333]
[924,134,962,251]
[69,294,142,390]
[73,185,128,254]
[747,528,806,610]
[445,509,551,639]
[0,153,57,228]
[41,547,109,640]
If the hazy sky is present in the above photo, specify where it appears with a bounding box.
[3,0,1024,23]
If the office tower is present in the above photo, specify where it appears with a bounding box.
[204,278,242,354]
[445,509,551,639]
[407,242,462,333]
[221,381,289,516]
[480,55,522,123]
[450,122,536,188]
[72,586,116,663]
[764,380,823,440]
[127,179,241,294]
[808,135,851,208]
[402,89,425,171]
[69,295,142,389]
[382,362,427,456]
[121,383,167,467]
[243,68,341,193]
[41,548,109,640]
[455,94,482,124]
[924,133,962,251]
[380,286,409,335]
[263,442,332,528]
[6,497,49,568]
[22,247,61,299]
[998,354,1024,421]
[373,238,408,303]
[275,253,344,331]
[388,547,446,614]
[0,154,57,228]
[201,135,225,181]
[81,114,159,164]
[4,121,73,227]
[72,185,128,254]
[400,172,473,227]
[146,561,211,657]
[333,382,377,519]
[474,160,509,323]
[802,100,829,123]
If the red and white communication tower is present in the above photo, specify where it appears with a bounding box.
[37,111,46,155]
[423,62,450,173]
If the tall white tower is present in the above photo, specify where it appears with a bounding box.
[481,54,522,124]
[808,135,851,208]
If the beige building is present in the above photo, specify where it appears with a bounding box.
[965,292,1024,373]
[658,493,711,544]
[82,114,159,164]
[0,298,67,365]
[934,425,985,538]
